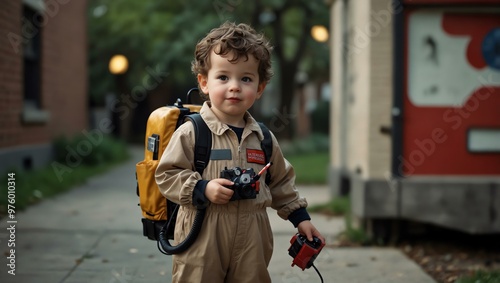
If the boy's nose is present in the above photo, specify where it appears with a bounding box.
[228,80,241,92]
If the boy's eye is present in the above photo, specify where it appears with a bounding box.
[218,75,228,81]
[242,77,252,82]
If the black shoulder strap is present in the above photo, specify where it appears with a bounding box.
[158,114,209,255]
[258,122,273,185]
[185,113,211,175]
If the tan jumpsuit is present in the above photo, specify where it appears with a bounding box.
[156,102,308,283]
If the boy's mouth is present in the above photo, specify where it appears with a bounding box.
[227,97,242,102]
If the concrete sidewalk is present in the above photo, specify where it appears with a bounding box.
[0,146,435,283]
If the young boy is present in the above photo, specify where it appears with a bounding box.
[155,21,324,283]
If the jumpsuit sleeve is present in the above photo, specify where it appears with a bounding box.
[155,122,201,206]
[267,131,308,220]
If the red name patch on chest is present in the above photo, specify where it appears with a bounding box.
[246,149,266,165]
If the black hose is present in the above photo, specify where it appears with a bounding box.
[312,263,324,283]
[158,208,206,255]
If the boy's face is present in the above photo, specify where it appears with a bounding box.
[198,49,266,126]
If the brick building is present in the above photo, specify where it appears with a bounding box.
[0,0,88,173]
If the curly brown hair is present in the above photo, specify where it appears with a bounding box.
[191,22,274,86]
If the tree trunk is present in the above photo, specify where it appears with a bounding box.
[270,3,312,140]
[251,1,312,141]
[276,61,296,140]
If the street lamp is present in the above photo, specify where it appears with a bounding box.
[311,25,329,43]
[108,54,129,138]
[108,54,128,75]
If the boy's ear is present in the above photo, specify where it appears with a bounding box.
[197,74,209,94]
[256,82,267,99]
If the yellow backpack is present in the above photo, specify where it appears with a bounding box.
[136,89,206,242]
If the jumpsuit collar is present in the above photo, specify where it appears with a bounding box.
[200,102,265,141]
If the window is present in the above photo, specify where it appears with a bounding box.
[23,6,41,109]
[22,2,49,123]
[468,128,500,153]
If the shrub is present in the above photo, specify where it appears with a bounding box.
[53,134,129,166]
[456,271,500,283]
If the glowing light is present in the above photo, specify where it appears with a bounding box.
[311,25,329,43]
[109,54,128,75]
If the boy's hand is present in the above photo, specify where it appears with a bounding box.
[205,178,234,204]
[297,220,325,244]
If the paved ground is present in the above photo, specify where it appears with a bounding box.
[0,147,436,283]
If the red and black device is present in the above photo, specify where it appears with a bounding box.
[220,162,272,201]
[288,233,325,271]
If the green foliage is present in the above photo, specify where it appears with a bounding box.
[341,212,371,245]
[456,271,500,283]
[280,134,329,184]
[309,195,372,245]
[88,0,212,104]
[0,135,129,214]
[53,134,129,166]
[287,152,329,184]
[308,196,350,216]
[281,134,329,156]
[88,0,330,110]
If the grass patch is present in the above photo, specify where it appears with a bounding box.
[286,152,329,184]
[309,195,371,245]
[456,271,500,283]
[279,134,329,185]
[0,135,129,215]
[339,212,371,245]
[308,196,350,216]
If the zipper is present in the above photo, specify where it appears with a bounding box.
[237,145,241,160]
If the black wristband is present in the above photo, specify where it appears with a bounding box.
[288,207,311,228]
